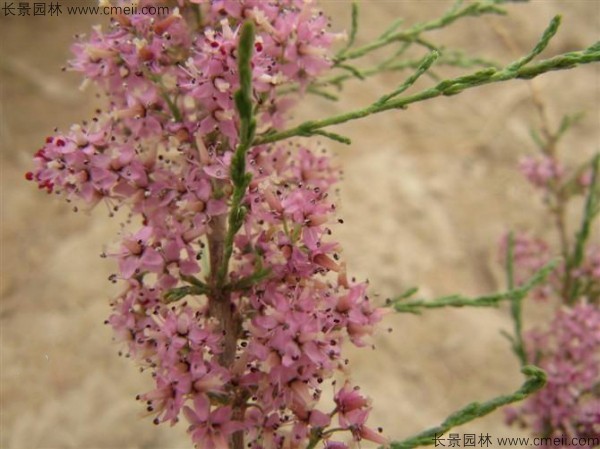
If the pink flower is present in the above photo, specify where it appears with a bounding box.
[334,382,387,444]
[28,2,384,448]
[325,442,349,449]
[519,155,564,189]
[335,382,370,426]
[183,396,244,449]
[118,227,164,278]
[498,232,558,301]
[508,303,600,446]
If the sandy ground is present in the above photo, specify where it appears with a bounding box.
[1,1,599,448]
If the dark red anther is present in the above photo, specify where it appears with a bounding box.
[56,138,66,147]
[38,180,54,193]
[25,171,34,181]
[255,42,263,52]
[45,136,54,144]
[34,149,47,160]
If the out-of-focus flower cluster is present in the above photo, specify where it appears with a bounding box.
[504,132,600,444]
[507,303,600,447]
[499,150,600,304]
[499,232,557,301]
[519,155,565,190]
[498,233,600,302]
[26,2,386,448]
[499,232,600,302]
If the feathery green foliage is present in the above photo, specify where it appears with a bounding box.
[390,366,547,449]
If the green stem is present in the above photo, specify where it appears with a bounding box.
[217,21,257,289]
[375,51,440,106]
[278,52,500,99]
[336,1,359,59]
[254,42,600,147]
[390,366,547,449]
[160,91,182,122]
[327,51,498,88]
[506,232,527,366]
[391,261,556,314]
[143,69,183,122]
[336,0,506,63]
[567,153,600,303]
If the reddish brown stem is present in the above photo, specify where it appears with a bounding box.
[207,212,244,449]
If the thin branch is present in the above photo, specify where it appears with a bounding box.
[391,261,556,314]
[505,15,561,71]
[254,37,600,147]
[335,0,506,63]
[217,21,256,288]
[277,51,499,98]
[568,153,600,302]
[390,366,547,449]
[325,51,499,89]
[226,257,271,292]
[505,232,527,366]
[336,1,359,59]
[163,285,208,303]
[375,51,440,106]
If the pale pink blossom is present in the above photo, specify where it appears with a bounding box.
[27,2,384,448]
[506,303,600,447]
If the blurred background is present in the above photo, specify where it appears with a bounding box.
[1,1,598,448]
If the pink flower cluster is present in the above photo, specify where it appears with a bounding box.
[498,232,600,304]
[507,303,600,446]
[499,232,557,301]
[519,155,564,190]
[27,2,386,449]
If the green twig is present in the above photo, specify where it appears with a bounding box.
[379,17,405,40]
[217,21,256,289]
[311,130,352,145]
[254,36,600,147]
[506,15,561,71]
[144,71,183,122]
[336,1,359,58]
[391,261,556,314]
[568,153,600,302]
[306,86,339,101]
[505,232,527,366]
[390,366,547,449]
[163,285,208,303]
[226,257,271,292]
[375,50,440,105]
[337,63,365,80]
[336,0,506,63]
[556,112,585,141]
[393,286,420,302]
[181,275,210,290]
[278,51,498,97]
[325,51,499,89]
